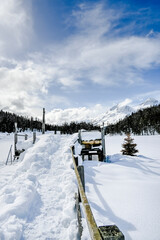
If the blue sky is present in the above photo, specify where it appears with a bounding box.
[0,0,160,123]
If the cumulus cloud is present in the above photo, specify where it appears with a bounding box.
[0,57,69,116]
[45,3,160,87]
[23,3,160,96]
[46,104,104,125]
[0,0,33,56]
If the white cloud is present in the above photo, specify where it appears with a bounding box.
[71,3,119,38]
[40,3,160,88]
[0,0,33,56]
[0,57,72,116]
[46,104,104,125]
[0,58,46,116]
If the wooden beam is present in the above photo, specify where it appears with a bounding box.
[81,140,102,145]
[71,146,125,240]
[71,147,102,240]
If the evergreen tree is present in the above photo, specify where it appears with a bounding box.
[121,133,138,156]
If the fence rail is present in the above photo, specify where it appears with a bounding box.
[71,145,125,240]
[71,146,102,240]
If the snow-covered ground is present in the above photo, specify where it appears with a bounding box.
[83,134,160,240]
[0,132,41,166]
[0,132,78,240]
[0,132,160,240]
[106,134,160,159]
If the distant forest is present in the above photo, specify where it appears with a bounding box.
[106,104,160,135]
[0,110,99,133]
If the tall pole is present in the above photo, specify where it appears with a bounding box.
[42,108,45,134]
[14,122,18,158]
[101,122,106,161]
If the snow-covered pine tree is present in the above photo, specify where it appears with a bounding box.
[121,133,138,156]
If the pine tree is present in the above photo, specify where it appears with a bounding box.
[121,133,138,156]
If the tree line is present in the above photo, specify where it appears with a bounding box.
[56,121,100,134]
[2,104,159,135]
[106,104,160,135]
[0,110,53,132]
[0,110,100,133]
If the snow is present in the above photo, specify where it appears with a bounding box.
[81,130,101,141]
[0,132,78,240]
[0,131,160,240]
[0,133,14,166]
[83,134,160,240]
[93,98,159,126]
[137,98,159,109]
[106,134,160,159]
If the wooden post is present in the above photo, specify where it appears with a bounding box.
[15,122,17,137]
[75,192,83,238]
[71,145,75,154]
[78,130,82,144]
[75,156,78,166]
[33,131,36,144]
[42,108,45,134]
[88,154,92,160]
[77,165,85,202]
[101,123,106,161]
[71,148,102,240]
[14,122,18,159]
[25,134,28,140]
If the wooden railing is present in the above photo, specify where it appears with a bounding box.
[71,146,125,240]
[71,146,102,240]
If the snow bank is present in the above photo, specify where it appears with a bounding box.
[0,133,78,240]
[106,134,160,159]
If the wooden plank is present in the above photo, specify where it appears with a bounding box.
[81,140,102,145]
[71,147,102,240]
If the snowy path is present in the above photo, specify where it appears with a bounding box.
[23,134,78,239]
[0,133,78,240]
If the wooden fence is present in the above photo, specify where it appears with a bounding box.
[71,146,125,240]
[71,146,102,240]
